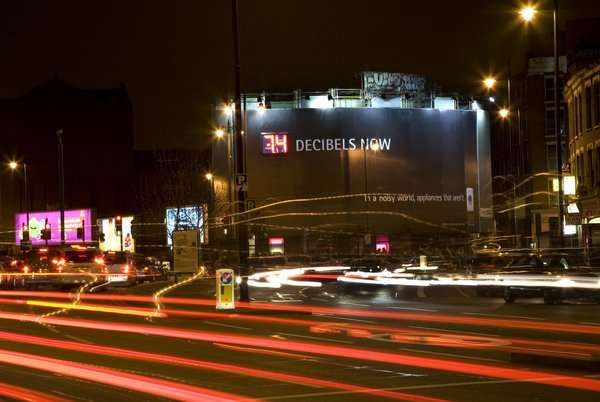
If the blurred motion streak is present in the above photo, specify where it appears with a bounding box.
[0,330,445,402]
[0,311,598,392]
[0,291,599,334]
[26,300,166,318]
[0,381,69,402]
[0,348,257,402]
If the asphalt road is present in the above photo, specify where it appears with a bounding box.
[0,277,599,402]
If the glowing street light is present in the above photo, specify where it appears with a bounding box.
[519,5,537,22]
[483,77,496,90]
[205,173,213,181]
[223,103,234,116]
[8,161,18,170]
[215,128,225,139]
[499,108,510,119]
[489,96,496,103]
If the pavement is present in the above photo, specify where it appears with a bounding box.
[0,276,598,401]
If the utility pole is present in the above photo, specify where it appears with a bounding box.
[232,0,249,301]
[57,129,65,245]
[553,0,564,247]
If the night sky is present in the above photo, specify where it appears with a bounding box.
[2,0,599,149]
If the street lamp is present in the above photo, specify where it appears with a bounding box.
[205,172,213,181]
[518,1,564,245]
[483,77,497,90]
[214,128,225,139]
[499,108,510,119]
[223,103,234,117]
[8,161,29,228]
[519,5,537,22]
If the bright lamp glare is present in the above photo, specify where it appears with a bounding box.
[223,104,234,116]
[8,161,18,170]
[499,108,510,118]
[483,78,496,89]
[205,173,213,181]
[489,96,495,103]
[519,6,537,22]
[214,128,224,139]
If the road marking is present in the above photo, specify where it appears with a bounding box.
[386,306,438,312]
[463,312,544,321]
[338,302,369,307]
[202,321,251,331]
[312,314,376,324]
[398,347,505,363]
[276,332,354,344]
[64,334,95,345]
[408,325,502,338]
[261,376,587,400]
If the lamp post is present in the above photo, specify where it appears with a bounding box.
[231,0,249,301]
[8,161,29,229]
[57,129,65,245]
[519,1,564,246]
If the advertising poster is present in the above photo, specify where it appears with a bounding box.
[98,216,135,252]
[15,209,92,244]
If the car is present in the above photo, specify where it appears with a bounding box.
[498,253,600,304]
[103,251,137,286]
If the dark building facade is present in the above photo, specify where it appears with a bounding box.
[564,18,600,249]
[0,78,134,245]
[492,55,569,248]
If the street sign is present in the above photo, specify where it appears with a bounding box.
[173,230,199,273]
[236,174,248,192]
[216,268,235,310]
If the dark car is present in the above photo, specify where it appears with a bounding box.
[500,254,599,304]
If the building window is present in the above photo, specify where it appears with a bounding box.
[594,81,600,125]
[545,76,555,101]
[589,149,595,188]
[547,144,557,171]
[574,96,579,136]
[545,109,555,135]
[578,94,584,133]
[586,85,593,130]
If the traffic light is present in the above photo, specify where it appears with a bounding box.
[41,223,51,241]
[115,215,122,233]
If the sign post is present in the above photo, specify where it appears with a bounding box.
[216,268,235,310]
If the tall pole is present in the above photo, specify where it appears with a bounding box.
[24,163,29,228]
[232,0,249,301]
[553,0,564,246]
[57,129,65,245]
[507,64,518,247]
[363,148,369,250]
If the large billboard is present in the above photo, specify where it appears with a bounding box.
[98,216,135,252]
[15,209,92,244]
[245,108,492,234]
[166,206,207,245]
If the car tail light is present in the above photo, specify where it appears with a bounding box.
[122,265,130,274]
[10,260,17,267]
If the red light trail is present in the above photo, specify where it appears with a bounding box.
[0,290,598,335]
[0,348,257,402]
[0,330,446,402]
[0,381,69,402]
[0,311,598,393]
